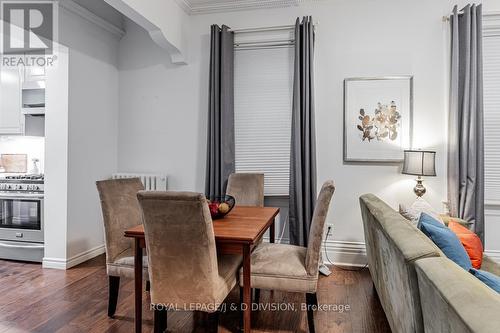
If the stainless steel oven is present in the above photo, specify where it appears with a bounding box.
[0,193,44,242]
[0,175,44,262]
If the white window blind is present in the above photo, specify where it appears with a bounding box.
[483,34,500,203]
[234,47,294,196]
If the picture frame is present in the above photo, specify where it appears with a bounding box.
[343,76,413,163]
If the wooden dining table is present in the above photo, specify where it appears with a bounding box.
[124,206,280,333]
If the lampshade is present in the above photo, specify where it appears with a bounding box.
[402,150,436,176]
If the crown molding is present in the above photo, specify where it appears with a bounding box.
[60,0,125,39]
[174,0,192,15]
[176,0,302,15]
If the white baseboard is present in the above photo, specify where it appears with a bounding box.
[484,249,500,263]
[42,244,105,270]
[264,236,368,267]
[42,257,68,270]
[322,240,367,267]
[320,243,500,267]
[318,241,498,267]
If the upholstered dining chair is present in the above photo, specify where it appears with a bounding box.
[226,173,266,303]
[239,180,335,333]
[227,172,265,246]
[96,178,149,318]
[226,173,264,206]
[137,191,243,333]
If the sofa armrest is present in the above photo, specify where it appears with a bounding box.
[415,257,500,333]
[481,255,500,276]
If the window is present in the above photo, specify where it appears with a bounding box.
[234,45,294,196]
[483,25,500,203]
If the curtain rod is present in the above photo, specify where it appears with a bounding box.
[234,40,294,50]
[231,22,316,49]
[235,43,294,51]
[442,12,496,22]
[442,6,496,22]
[235,38,294,46]
[230,24,294,33]
[442,9,463,22]
[230,23,317,34]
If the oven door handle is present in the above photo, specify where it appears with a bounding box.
[0,241,44,249]
[0,196,44,201]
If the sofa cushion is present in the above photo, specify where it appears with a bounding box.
[469,268,500,293]
[448,221,483,269]
[415,257,500,333]
[439,215,473,228]
[418,214,472,271]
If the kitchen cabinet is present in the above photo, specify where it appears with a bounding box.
[24,66,45,82]
[22,51,46,82]
[0,66,24,134]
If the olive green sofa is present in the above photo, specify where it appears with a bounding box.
[360,194,500,333]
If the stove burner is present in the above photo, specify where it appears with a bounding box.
[0,174,44,193]
[5,174,44,180]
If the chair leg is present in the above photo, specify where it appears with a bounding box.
[153,308,167,333]
[239,287,244,330]
[306,293,318,333]
[254,288,261,305]
[206,311,219,333]
[108,276,120,317]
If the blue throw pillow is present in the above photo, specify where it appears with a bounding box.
[418,214,472,271]
[417,212,445,229]
[470,268,500,293]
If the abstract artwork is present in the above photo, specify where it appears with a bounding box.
[344,76,413,163]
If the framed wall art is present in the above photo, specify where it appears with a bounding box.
[343,76,413,163]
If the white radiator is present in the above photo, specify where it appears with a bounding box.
[111,173,167,191]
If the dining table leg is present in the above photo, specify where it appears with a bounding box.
[242,243,252,333]
[269,219,275,243]
[134,238,143,333]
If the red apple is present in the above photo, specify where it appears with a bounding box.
[209,202,220,216]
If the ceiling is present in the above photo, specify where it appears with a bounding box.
[175,0,303,15]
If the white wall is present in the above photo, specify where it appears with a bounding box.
[61,7,120,261]
[44,44,69,265]
[43,6,120,268]
[118,18,204,190]
[117,0,500,263]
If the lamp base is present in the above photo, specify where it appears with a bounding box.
[414,176,426,197]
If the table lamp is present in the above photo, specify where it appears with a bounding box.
[402,150,436,197]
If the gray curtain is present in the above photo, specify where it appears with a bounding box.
[289,16,317,246]
[448,4,484,243]
[205,25,235,198]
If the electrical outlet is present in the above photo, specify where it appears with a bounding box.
[325,225,333,240]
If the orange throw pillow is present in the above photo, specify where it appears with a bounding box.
[448,221,483,269]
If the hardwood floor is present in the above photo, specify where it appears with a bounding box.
[0,255,390,332]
